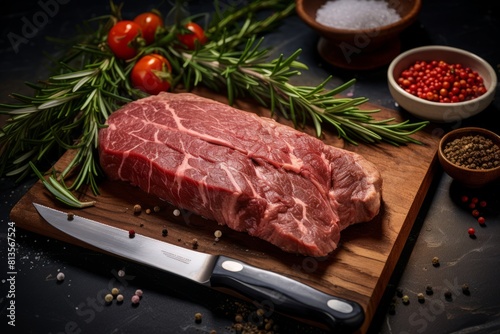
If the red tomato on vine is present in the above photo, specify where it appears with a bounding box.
[177,22,207,50]
[131,54,172,95]
[133,12,164,45]
[107,20,143,59]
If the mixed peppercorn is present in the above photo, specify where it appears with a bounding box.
[443,134,500,170]
[397,60,487,103]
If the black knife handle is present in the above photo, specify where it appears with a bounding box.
[210,256,364,332]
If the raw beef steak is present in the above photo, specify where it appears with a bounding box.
[98,92,382,256]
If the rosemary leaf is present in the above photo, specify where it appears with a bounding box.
[52,69,97,80]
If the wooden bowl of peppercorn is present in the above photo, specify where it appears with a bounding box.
[438,127,500,188]
[388,46,497,123]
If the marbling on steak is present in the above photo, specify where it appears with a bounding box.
[98,92,382,257]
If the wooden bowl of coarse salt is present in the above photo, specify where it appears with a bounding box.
[438,127,500,188]
[296,0,422,70]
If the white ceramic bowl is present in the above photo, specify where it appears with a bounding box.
[387,45,497,122]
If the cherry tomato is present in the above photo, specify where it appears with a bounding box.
[133,12,164,45]
[131,54,172,95]
[177,22,207,50]
[107,20,143,59]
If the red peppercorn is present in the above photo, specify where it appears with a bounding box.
[478,217,486,225]
[479,200,487,208]
[461,195,469,203]
[397,60,487,103]
[468,227,475,236]
[129,229,136,238]
[471,209,480,217]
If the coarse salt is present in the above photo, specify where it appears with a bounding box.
[316,0,401,30]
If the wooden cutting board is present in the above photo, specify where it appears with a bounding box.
[9,89,441,333]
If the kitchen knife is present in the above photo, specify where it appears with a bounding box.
[33,202,364,331]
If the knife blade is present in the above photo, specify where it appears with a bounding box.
[33,202,364,331]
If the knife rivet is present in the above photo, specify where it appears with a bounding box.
[221,260,243,273]
[327,299,354,313]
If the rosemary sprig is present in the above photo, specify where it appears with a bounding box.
[0,45,132,195]
[169,39,428,144]
[30,162,96,208]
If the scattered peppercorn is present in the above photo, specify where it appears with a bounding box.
[234,323,243,333]
[111,287,119,296]
[235,314,243,323]
[192,238,199,249]
[402,295,410,305]
[432,256,440,267]
[472,209,480,217]
[444,290,452,300]
[135,289,143,297]
[425,285,433,295]
[118,270,125,277]
[462,284,471,295]
[105,293,114,303]
[264,321,273,331]
[133,204,142,214]
[67,212,74,221]
[56,272,65,281]
[479,200,487,207]
[131,294,140,304]
[396,287,403,297]
[468,227,476,236]
[129,229,136,238]
[478,216,486,225]
[116,294,124,303]
[194,312,203,323]
[417,293,425,303]
[162,228,168,237]
[173,209,181,216]
[214,230,222,238]
[443,134,500,170]
[145,208,151,214]
[154,205,161,212]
